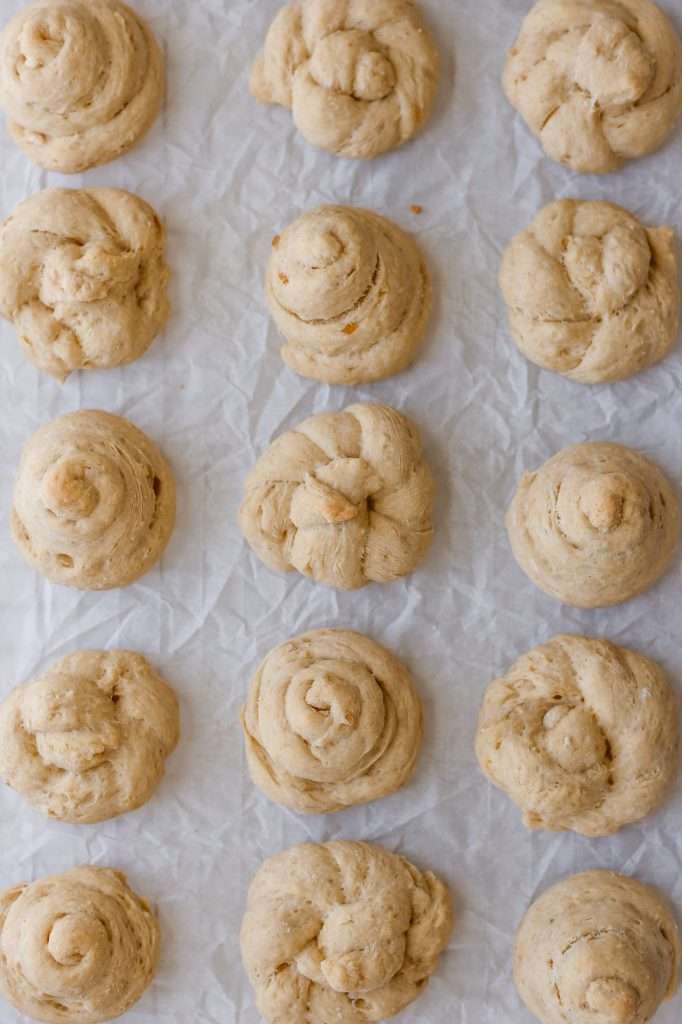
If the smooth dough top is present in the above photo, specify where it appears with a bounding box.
[0,0,164,173]
[242,628,423,813]
[267,206,432,384]
[239,403,434,590]
[0,188,169,381]
[476,635,679,837]
[0,865,159,1024]
[0,650,179,824]
[241,840,453,1024]
[250,0,439,159]
[506,442,679,608]
[12,410,176,590]
[500,199,679,383]
[514,870,680,1024]
[504,0,682,173]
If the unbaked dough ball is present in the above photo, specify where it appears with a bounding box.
[504,0,682,173]
[242,628,422,813]
[0,188,169,381]
[12,410,176,590]
[267,206,431,384]
[476,635,678,837]
[500,199,679,383]
[0,650,179,824]
[241,840,453,1024]
[514,871,680,1024]
[0,865,159,1024]
[506,442,679,608]
[239,403,434,590]
[0,0,164,173]
[251,0,439,159]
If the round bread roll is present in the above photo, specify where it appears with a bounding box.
[11,410,176,590]
[0,188,169,381]
[242,628,422,813]
[0,865,159,1024]
[475,635,678,837]
[0,650,179,824]
[514,871,680,1024]
[267,206,431,384]
[0,0,163,173]
[251,0,439,159]
[241,840,453,1024]
[504,0,682,174]
[500,199,679,384]
[239,403,434,590]
[506,442,679,608]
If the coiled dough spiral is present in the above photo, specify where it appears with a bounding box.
[504,0,682,173]
[250,0,439,159]
[0,188,169,381]
[506,442,679,608]
[242,628,422,813]
[475,635,678,837]
[267,206,431,384]
[0,0,163,172]
[0,650,179,824]
[239,403,434,590]
[0,865,159,1024]
[500,199,679,383]
[241,841,453,1024]
[514,871,680,1024]
[11,410,176,590]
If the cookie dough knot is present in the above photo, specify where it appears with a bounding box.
[578,475,628,532]
[542,704,607,772]
[584,977,640,1023]
[562,220,651,316]
[41,240,136,305]
[21,675,120,772]
[290,459,378,528]
[309,31,396,101]
[556,932,646,1024]
[46,911,108,970]
[574,14,654,109]
[40,452,124,530]
[318,900,406,993]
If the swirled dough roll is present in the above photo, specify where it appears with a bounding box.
[239,403,434,590]
[506,442,679,608]
[504,0,682,173]
[476,635,678,837]
[267,206,431,384]
[242,628,422,813]
[0,0,163,172]
[11,410,176,590]
[241,841,453,1024]
[0,866,159,1024]
[0,650,179,824]
[514,871,680,1024]
[251,0,439,159]
[0,188,169,381]
[500,200,679,383]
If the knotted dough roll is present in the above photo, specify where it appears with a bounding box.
[239,403,434,590]
[506,442,679,608]
[0,865,159,1024]
[504,0,682,173]
[500,199,679,383]
[0,188,169,381]
[267,206,431,384]
[12,410,176,590]
[514,871,680,1024]
[475,635,678,837]
[0,0,163,172]
[241,840,453,1024]
[251,0,439,159]
[0,650,179,824]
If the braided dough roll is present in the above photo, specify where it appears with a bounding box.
[506,442,679,608]
[0,0,163,173]
[514,871,680,1024]
[0,866,159,1024]
[241,841,453,1024]
[251,0,439,159]
[504,0,682,173]
[239,403,434,590]
[267,206,431,384]
[12,410,176,590]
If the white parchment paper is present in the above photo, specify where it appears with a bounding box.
[1,1,682,1021]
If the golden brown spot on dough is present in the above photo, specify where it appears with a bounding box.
[342,322,359,335]
[278,272,289,284]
